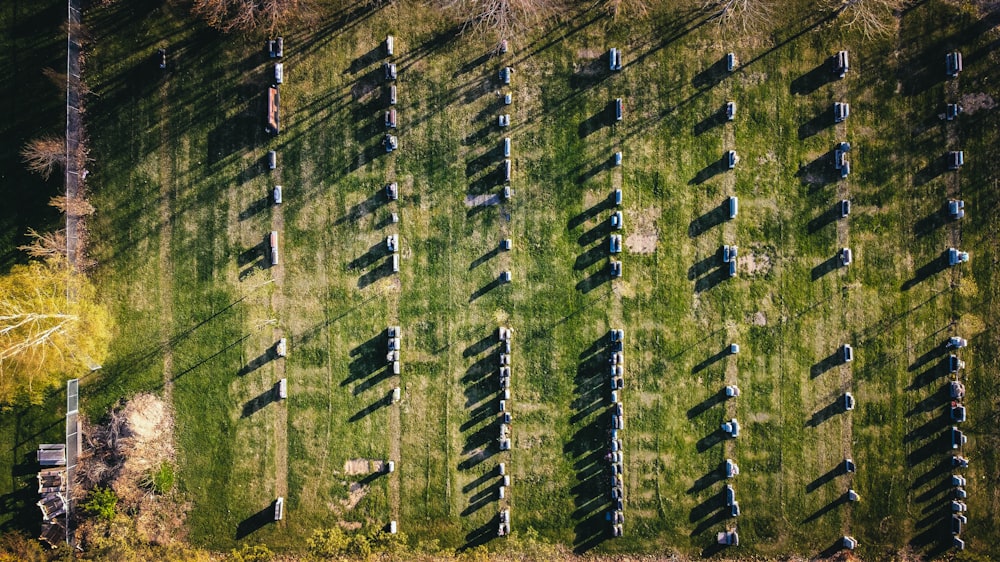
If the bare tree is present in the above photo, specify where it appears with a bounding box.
[603,0,653,19]
[50,195,95,217]
[21,136,66,180]
[17,228,67,260]
[825,0,904,39]
[442,0,567,48]
[702,0,774,32]
[191,0,319,34]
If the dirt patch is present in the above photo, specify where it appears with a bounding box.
[341,482,369,510]
[739,250,772,276]
[625,206,660,254]
[339,521,363,531]
[749,311,767,326]
[576,48,601,60]
[959,92,995,114]
[344,458,383,474]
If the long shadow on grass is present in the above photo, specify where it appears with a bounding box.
[906,383,949,417]
[568,193,617,231]
[695,268,728,293]
[238,348,274,377]
[349,396,389,422]
[798,106,835,139]
[235,503,275,539]
[907,432,947,467]
[689,157,727,185]
[810,351,842,378]
[471,277,505,301]
[902,253,950,291]
[335,189,388,225]
[692,347,732,375]
[807,204,841,234]
[462,520,496,551]
[811,255,841,281]
[801,494,848,524]
[692,57,730,90]
[790,58,838,95]
[577,267,611,294]
[578,109,611,138]
[688,202,729,237]
[806,463,847,493]
[913,206,948,237]
[696,429,726,453]
[242,387,277,418]
[693,106,728,136]
[239,196,270,222]
[358,259,394,289]
[796,151,837,190]
[687,389,726,420]
[913,155,950,187]
[903,409,949,444]
[688,251,720,280]
[908,357,949,391]
[567,336,611,552]
[578,217,613,247]
[910,457,951,491]
[688,466,725,494]
[344,334,386,387]
[804,399,845,428]
[577,157,614,185]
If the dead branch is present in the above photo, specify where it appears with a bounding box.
[21,137,66,180]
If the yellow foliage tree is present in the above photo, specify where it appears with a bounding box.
[0,258,111,405]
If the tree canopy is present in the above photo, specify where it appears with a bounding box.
[0,258,111,405]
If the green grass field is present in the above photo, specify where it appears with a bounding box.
[2,0,1000,558]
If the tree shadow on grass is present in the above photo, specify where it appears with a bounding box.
[235,503,275,539]
[902,253,949,291]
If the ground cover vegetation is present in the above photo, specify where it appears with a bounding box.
[1,0,999,560]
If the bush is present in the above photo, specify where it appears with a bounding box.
[82,486,118,521]
[145,463,174,494]
[230,543,273,562]
[306,527,349,558]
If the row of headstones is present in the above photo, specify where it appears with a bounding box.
[607,329,625,536]
[382,36,402,274]
[945,336,970,550]
[497,326,513,537]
